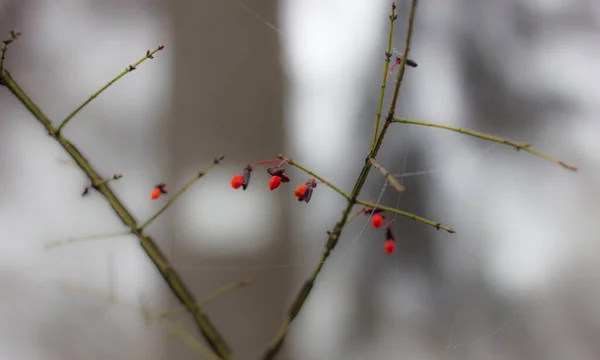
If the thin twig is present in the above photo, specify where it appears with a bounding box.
[94,173,123,186]
[277,155,351,200]
[371,2,397,151]
[392,117,578,171]
[371,0,418,154]
[0,29,20,75]
[262,2,421,359]
[139,155,225,230]
[0,71,232,359]
[355,199,455,233]
[160,278,253,318]
[368,158,405,193]
[57,282,221,360]
[44,230,131,250]
[56,44,165,135]
[344,207,364,226]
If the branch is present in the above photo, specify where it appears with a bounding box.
[277,155,351,200]
[0,70,232,359]
[262,2,421,358]
[44,230,131,250]
[139,155,225,230]
[0,29,20,75]
[160,278,253,318]
[93,173,123,186]
[371,2,397,150]
[278,156,446,232]
[392,117,578,171]
[368,157,405,193]
[371,0,418,155]
[355,199,455,233]
[55,44,165,135]
[58,281,221,360]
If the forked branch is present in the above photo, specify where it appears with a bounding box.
[0,50,232,359]
[262,2,421,359]
[392,117,578,171]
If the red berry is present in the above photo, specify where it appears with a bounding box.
[371,213,383,229]
[294,183,307,200]
[269,176,282,191]
[151,184,167,200]
[231,174,244,189]
[384,239,395,254]
[150,187,161,200]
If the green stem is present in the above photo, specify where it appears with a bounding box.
[139,155,225,230]
[392,117,578,171]
[59,282,221,360]
[371,3,397,151]
[0,29,20,76]
[0,70,233,360]
[56,44,165,135]
[278,155,351,200]
[44,230,131,250]
[160,278,253,318]
[355,199,455,233]
[94,173,123,186]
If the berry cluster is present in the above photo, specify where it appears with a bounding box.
[362,207,396,255]
[230,159,318,203]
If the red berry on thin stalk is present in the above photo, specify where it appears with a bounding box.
[267,166,290,183]
[384,226,396,254]
[269,176,282,191]
[384,239,395,254]
[231,174,244,189]
[371,213,383,229]
[151,183,167,200]
[294,183,307,201]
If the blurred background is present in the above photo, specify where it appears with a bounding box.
[1,0,599,359]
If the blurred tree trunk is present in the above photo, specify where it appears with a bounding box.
[169,0,291,358]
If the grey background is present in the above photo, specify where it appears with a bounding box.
[1,0,599,359]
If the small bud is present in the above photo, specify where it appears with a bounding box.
[303,183,313,203]
[303,178,317,203]
[267,167,290,183]
[242,165,252,190]
[385,226,394,241]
